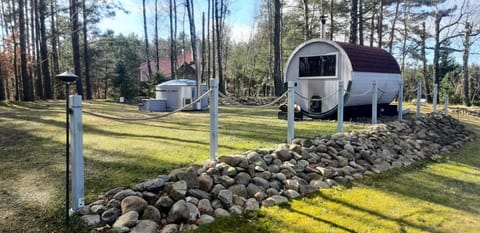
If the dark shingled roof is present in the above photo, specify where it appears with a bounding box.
[336,42,401,74]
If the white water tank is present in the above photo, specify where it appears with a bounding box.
[155,79,208,111]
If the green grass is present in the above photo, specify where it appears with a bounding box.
[0,100,479,233]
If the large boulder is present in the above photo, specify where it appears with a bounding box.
[121,196,147,214]
[167,200,190,223]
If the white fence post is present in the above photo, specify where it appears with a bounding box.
[69,95,85,211]
[398,80,403,121]
[372,81,377,124]
[433,83,438,113]
[444,94,449,115]
[287,81,295,144]
[337,80,344,133]
[209,79,219,161]
[416,81,422,119]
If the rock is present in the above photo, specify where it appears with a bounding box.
[80,214,100,227]
[107,199,121,209]
[142,192,158,205]
[161,224,178,233]
[228,184,248,198]
[185,196,199,205]
[113,211,139,228]
[253,177,270,189]
[262,195,288,207]
[229,205,243,215]
[197,199,214,215]
[218,189,233,207]
[121,196,147,214]
[310,180,330,189]
[294,160,309,172]
[284,189,301,199]
[232,194,246,207]
[179,224,198,231]
[246,183,263,198]
[254,191,267,202]
[274,173,287,181]
[101,207,121,225]
[275,149,292,161]
[344,143,355,155]
[168,168,187,181]
[219,155,245,166]
[90,204,106,215]
[105,187,125,199]
[187,189,211,200]
[168,180,188,201]
[244,198,260,211]
[198,214,215,225]
[167,200,190,223]
[234,172,252,185]
[214,208,231,217]
[184,167,199,189]
[113,189,137,201]
[131,220,158,233]
[198,174,214,192]
[155,196,174,210]
[316,166,333,177]
[134,178,166,192]
[215,175,236,187]
[142,205,161,223]
[284,179,300,191]
[111,227,130,233]
[266,188,279,196]
[211,199,223,209]
[186,202,200,222]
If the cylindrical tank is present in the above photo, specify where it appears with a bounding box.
[156,79,208,111]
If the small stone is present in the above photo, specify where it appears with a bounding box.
[113,211,139,228]
[111,227,130,233]
[253,177,270,189]
[211,184,226,197]
[244,198,259,211]
[131,220,158,233]
[229,205,243,215]
[254,191,266,202]
[107,199,121,209]
[274,173,287,181]
[142,192,158,205]
[310,180,330,189]
[283,189,300,199]
[218,190,233,207]
[219,155,245,166]
[187,189,211,200]
[284,179,300,191]
[275,149,292,161]
[197,199,214,215]
[183,167,200,189]
[80,214,100,227]
[198,175,214,192]
[167,200,189,223]
[161,224,178,233]
[234,172,252,185]
[232,194,246,207]
[179,224,198,231]
[185,196,199,205]
[266,188,279,196]
[155,196,174,211]
[168,180,188,201]
[186,202,200,222]
[228,184,248,198]
[198,214,215,225]
[134,178,166,192]
[90,204,106,215]
[247,183,263,198]
[214,208,231,217]
[113,189,136,201]
[101,207,121,225]
[142,205,161,223]
[262,195,288,207]
[121,196,147,214]
[215,175,235,187]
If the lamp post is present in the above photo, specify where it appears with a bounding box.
[56,71,78,225]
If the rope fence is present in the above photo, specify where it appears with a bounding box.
[218,91,288,108]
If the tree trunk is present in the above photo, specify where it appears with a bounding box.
[201,12,206,83]
[302,0,310,40]
[34,0,44,99]
[82,0,91,99]
[39,0,52,99]
[71,0,83,96]
[358,0,364,45]
[330,0,334,40]
[432,13,441,101]
[155,0,159,72]
[462,22,471,106]
[211,0,216,81]
[19,0,33,101]
[388,0,400,54]
[369,7,375,47]
[143,0,152,79]
[186,0,200,98]
[169,0,176,79]
[215,0,225,94]
[273,0,282,96]
[50,0,60,98]
[207,0,211,81]
[349,0,358,44]
[421,22,431,102]
[10,1,20,101]
[377,0,383,48]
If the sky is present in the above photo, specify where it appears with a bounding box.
[98,0,260,43]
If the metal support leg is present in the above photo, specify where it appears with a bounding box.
[69,95,85,211]
[209,79,219,161]
[337,80,344,133]
[287,81,295,144]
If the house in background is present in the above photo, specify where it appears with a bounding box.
[139,49,199,82]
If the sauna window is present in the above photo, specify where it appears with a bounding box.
[299,55,336,77]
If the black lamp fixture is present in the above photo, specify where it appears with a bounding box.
[55,71,78,225]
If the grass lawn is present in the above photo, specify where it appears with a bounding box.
[0,100,479,233]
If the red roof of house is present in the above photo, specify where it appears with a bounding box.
[139,49,196,81]
[337,42,401,74]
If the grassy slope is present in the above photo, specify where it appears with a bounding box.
[0,101,478,232]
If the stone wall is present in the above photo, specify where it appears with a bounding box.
[79,114,474,233]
